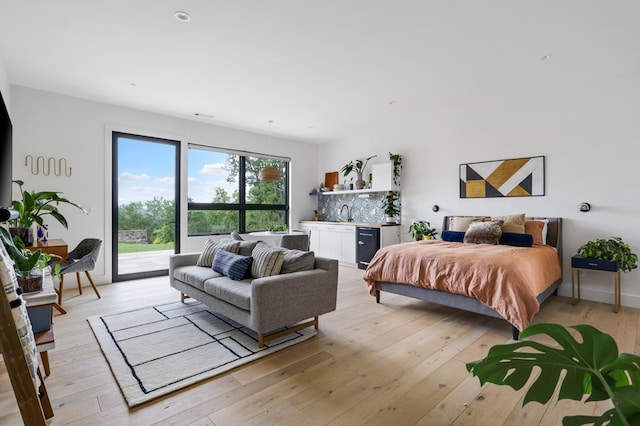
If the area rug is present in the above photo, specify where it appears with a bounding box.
[87,300,316,407]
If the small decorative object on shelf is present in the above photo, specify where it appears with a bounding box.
[409,220,437,241]
[341,155,377,190]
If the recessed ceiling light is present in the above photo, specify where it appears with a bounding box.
[539,54,554,61]
[388,100,397,105]
[174,11,191,22]
[194,113,214,119]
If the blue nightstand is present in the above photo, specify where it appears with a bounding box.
[570,255,621,312]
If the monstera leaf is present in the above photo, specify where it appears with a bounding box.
[466,323,640,426]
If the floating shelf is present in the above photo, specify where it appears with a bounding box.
[309,189,393,196]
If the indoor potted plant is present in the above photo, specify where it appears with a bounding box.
[8,179,83,245]
[0,226,59,293]
[408,220,437,241]
[341,155,377,189]
[467,323,640,425]
[381,191,400,223]
[576,236,638,273]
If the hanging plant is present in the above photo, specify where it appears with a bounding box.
[389,152,402,187]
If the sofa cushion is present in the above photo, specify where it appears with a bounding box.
[281,248,315,274]
[212,249,253,280]
[196,239,240,267]
[220,238,259,257]
[173,265,223,292]
[251,243,285,278]
[203,277,252,311]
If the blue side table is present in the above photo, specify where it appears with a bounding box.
[570,255,621,312]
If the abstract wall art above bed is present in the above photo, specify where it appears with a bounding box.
[460,155,545,198]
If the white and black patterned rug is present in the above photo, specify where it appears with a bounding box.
[87,300,316,407]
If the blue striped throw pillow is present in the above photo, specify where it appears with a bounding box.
[212,249,253,280]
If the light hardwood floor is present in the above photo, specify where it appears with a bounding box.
[1,266,638,425]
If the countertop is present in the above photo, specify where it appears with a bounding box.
[299,220,400,228]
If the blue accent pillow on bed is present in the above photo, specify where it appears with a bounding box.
[499,232,534,247]
[212,249,253,280]
[441,230,465,243]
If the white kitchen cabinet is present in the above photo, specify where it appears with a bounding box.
[299,223,356,265]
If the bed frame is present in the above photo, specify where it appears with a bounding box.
[374,216,563,340]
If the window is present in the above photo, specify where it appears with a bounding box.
[187,146,289,235]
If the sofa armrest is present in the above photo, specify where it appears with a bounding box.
[169,252,201,279]
[250,258,339,332]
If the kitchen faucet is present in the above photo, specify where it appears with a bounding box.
[340,204,353,222]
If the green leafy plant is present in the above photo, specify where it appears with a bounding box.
[0,226,60,278]
[381,191,400,220]
[389,152,402,187]
[9,179,83,229]
[408,220,437,240]
[577,237,638,273]
[467,323,640,425]
[340,155,377,177]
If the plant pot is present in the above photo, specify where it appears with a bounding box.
[385,216,396,224]
[355,171,364,189]
[9,226,34,246]
[423,235,433,240]
[16,268,44,294]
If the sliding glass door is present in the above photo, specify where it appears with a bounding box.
[112,132,180,281]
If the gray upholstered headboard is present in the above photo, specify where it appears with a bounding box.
[442,216,563,265]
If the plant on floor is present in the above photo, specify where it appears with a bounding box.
[408,220,437,240]
[577,237,638,273]
[466,323,640,426]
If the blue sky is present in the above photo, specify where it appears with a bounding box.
[117,138,237,205]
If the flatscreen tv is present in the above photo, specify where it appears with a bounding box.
[0,89,12,210]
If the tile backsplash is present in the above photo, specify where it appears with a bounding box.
[317,192,394,223]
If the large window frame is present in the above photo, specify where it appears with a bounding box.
[187,145,290,236]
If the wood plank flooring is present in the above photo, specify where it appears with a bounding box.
[1,266,638,425]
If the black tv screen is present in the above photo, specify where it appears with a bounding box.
[0,90,12,209]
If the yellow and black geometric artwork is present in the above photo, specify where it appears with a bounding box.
[460,156,544,198]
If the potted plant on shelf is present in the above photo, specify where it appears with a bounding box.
[408,220,437,241]
[467,323,640,425]
[341,155,377,189]
[8,179,83,245]
[381,191,400,223]
[0,226,59,293]
[576,236,638,272]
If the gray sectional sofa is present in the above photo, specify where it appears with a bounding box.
[169,240,339,347]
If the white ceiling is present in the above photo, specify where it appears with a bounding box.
[1,1,639,144]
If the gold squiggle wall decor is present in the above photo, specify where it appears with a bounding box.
[25,155,72,177]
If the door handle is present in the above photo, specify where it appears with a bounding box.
[358,241,365,245]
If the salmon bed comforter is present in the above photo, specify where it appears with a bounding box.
[362,240,562,331]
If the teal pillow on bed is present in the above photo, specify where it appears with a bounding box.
[212,249,253,280]
[500,232,533,247]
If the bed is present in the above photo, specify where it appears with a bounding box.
[363,216,563,339]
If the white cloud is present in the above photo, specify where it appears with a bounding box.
[120,172,150,181]
[155,177,175,184]
[199,163,227,176]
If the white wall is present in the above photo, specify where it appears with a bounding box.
[0,49,9,111]
[11,86,318,284]
[319,73,640,308]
